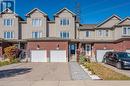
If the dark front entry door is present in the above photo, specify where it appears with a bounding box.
[70,44,76,54]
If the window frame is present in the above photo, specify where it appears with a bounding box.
[60,18,69,26]
[60,32,69,39]
[86,31,91,37]
[97,30,109,37]
[32,31,42,38]
[3,19,13,27]
[32,18,42,27]
[122,27,130,35]
[4,32,14,39]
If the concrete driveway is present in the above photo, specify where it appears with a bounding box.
[0,63,71,81]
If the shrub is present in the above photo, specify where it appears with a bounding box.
[0,59,19,67]
[84,62,130,80]
[0,61,9,66]
[79,55,90,64]
[4,46,19,62]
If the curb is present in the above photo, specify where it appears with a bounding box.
[80,65,101,80]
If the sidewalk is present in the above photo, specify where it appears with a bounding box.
[0,80,130,86]
[69,62,91,80]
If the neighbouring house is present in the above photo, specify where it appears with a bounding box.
[0,7,130,62]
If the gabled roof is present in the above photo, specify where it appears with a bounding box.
[0,8,18,16]
[26,8,47,17]
[54,7,76,16]
[97,14,121,28]
[79,24,97,30]
[0,8,24,20]
[117,17,130,26]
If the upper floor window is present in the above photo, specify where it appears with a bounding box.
[86,31,91,37]
[60,32,69,39]
[32,19,42,27]
[4,32,14,39]
[32,32,42,38]
[106,30,109,36]
[97,30,109,37]
[123,27,130,35]
[4,19,13,27]
[60,18,69,26]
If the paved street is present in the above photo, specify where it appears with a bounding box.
[0,80,130,86]
[69,62,91,80]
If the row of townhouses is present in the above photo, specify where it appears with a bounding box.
[0,7,130,62]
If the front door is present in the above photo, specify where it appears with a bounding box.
[69,43,77,61]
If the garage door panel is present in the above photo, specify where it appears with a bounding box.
[126,50,130,53]
[50,50,67,62]
[31,50,47,62]
[96,50,113,62]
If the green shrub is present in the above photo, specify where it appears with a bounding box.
[0,61,9,66]
[79,55,90,64]
[84,62,130,80]
[0,58,19,67]
[11,58,19,64]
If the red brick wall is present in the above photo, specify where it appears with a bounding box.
[93,43,115,53]
[93,40,130,53]
[27,41,69,58]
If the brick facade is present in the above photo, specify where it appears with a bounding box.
[93,40,130,53]
[26,41,69,60]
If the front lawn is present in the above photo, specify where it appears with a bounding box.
[84,62,130,80]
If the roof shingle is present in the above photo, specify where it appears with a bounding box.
[79,24,97,30]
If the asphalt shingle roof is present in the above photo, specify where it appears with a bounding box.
[79,24,97,30]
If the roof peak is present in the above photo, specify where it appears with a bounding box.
[54,7,76,16]
[97,14,121,27]
[26,8,47,17]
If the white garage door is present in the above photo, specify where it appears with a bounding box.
[96,50,113,62]
[50,50,67,62]
[126,50,130,53]
[31,50,47,62]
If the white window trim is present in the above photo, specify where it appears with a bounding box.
[60,18,69,26]
[97,30,109,37]
[60,32,69,39]
[86,31,91,37]
[32,31,42,38]
[122,27,130,36]
[4,32,14,39]
[32,18,42,27]
[3,19,14,27]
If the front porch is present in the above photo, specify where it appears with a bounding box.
[69,42,93,62]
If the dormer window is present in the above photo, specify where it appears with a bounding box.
[60,18,69,26]
[4,19,13,27]
[32,19,42,27]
